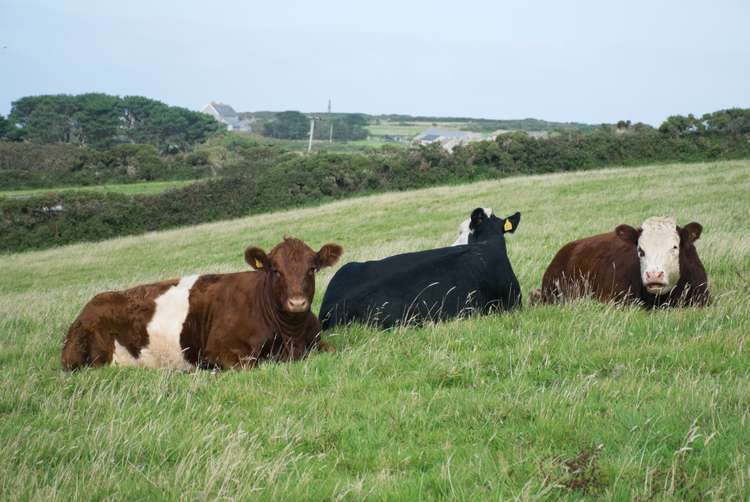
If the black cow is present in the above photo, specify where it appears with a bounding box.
[320,209,522,329]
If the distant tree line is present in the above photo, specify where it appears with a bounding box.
[3,111,750,253]
[2,106,748,192]
[262,111,368,141]
[372,114,596,133]
[658,109,750,137]
[0,94,223,152]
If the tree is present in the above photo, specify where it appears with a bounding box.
[702,108,750,136]
[312,114,369,141]
[263,111,309,139]
[659,115,695,136]
[72,93,123,148]
[6,93,223,151]
[9,95,76,143]
[337,114,368,141]
[0,114,8,139]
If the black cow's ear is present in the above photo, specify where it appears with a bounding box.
[615,224,640,245]
[469,208,487,230]
[679,222,703,245]
[502,212,521,233]
[245,247,269,270]
[316,243,343,269]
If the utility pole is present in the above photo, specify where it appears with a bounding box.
[307,116,316,153]
[328,98,333,143]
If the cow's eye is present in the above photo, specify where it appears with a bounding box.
[308,267,316,274]
[272,269,281,276]
[638,247,645,257]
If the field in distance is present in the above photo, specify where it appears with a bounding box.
[0,179,198,199]
[1,160,748,499]
[366,120,475,138]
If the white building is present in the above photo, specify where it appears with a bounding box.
[201,102,253,132]
[412,127,484,151]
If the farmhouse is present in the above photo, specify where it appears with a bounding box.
[412,127,484,151]
[201,101,253,132]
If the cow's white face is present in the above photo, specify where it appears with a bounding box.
[637,217,681,295]
[452,207,492,246]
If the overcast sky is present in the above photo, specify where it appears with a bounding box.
[1,0,748,124]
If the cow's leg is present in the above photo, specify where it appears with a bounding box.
[302,317,335,354]
[204,335,260,370]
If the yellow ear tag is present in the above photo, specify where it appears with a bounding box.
[504,219,513,232]
[254,259,263,269]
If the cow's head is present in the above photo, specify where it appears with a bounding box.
[467,208,521,243]
[616,217,703,296]
[245,238,343,314]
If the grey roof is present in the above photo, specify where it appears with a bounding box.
[419,134,442,142]
[210,102,238,118]
[414,127,473,141]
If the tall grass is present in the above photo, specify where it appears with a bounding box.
[1,160,748,499]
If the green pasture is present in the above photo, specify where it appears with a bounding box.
[0,179,198,199]
[1,160,748,499]
[366,121,473,138]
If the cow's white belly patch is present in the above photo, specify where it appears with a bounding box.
[112,341,138,366]
[113,275,199,370]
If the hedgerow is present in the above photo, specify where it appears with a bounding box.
[2,129,749,253]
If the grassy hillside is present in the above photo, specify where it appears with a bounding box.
[1,160,748,499]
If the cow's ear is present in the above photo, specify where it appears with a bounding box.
[679,222,703,245]
[502,211,521,233]
[615,224,640,245]
[245,247,269,270]
[315,243,343,269]
[469,208,487,230]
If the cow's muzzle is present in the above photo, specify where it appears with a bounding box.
[286,297,310,313]
[644,282,670,295]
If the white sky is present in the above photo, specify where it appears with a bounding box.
[1,0,748,124]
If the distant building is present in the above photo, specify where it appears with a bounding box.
[413,127,484,151]
[201,102,253,132]
[383,134,406,143]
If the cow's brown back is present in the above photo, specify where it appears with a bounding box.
[539,232,641,304]
[61,279,178,370]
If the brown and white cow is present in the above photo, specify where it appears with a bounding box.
[534,216,710,307]
[61,237,343,371]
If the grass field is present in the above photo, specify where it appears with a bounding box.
[1,160,748,499]
[366,121,472,138]
[0,179,198,199]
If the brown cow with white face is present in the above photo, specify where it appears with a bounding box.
[535,216,710,308]
[61,237,343,370]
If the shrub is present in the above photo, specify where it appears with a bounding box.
[3,128,750,253]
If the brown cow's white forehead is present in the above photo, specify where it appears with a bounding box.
[638,216,679,250]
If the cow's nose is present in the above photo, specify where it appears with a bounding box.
[645,271,665,281]
[286,297,309,312]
